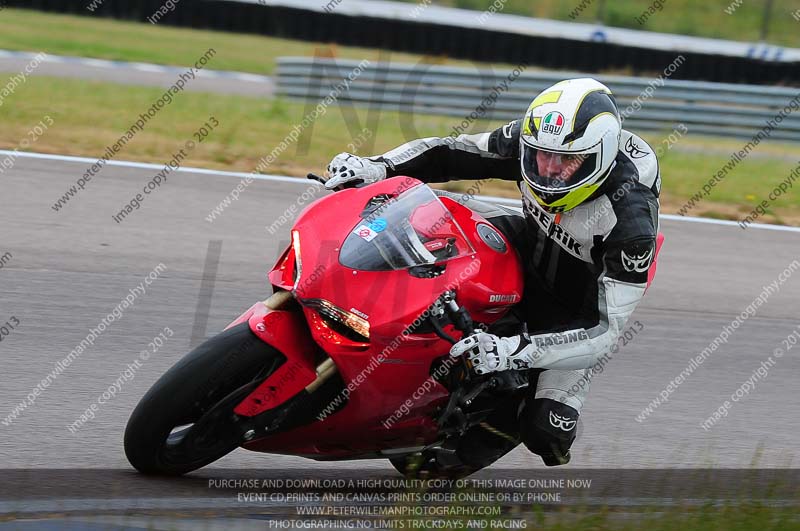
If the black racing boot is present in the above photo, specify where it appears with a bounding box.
[519,397,578,466]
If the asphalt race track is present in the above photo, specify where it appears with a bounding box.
[1,154,799,524]
[3,153,800,468]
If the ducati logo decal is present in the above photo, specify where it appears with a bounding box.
[349,307,369,319]
[489,294,518,304]
[542,111,565,135]
[621,247,654,273]
[549,411,577,432]
[624,137,649,159]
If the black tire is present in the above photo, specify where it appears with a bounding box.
[124,323,284,476]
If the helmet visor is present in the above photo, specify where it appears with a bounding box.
[521,144,600,192]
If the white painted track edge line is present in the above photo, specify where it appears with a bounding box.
[4,149,799,233]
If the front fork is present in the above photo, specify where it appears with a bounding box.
[225,292,339,426]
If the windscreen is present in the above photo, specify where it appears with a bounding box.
[339,186,474,271]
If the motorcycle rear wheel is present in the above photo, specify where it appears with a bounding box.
[389,451,480,480]
[124,323,283,476]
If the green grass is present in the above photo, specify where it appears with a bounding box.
[397,0,800,47]
[0,8,500,74]
[0,75,484,177]
[657,146,799,216]
[2,76,799,225]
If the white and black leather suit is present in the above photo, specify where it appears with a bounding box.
[371,118,661,466]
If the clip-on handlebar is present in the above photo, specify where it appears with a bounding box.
[434,293,490,434]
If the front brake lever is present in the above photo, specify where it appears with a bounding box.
[307,173,326,185]
[431,314,457,344]
[446,298,477,380]
[447,300,474,337]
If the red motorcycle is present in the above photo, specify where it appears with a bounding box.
[124,176,527,477]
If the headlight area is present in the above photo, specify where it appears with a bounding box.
[302,299,370,344]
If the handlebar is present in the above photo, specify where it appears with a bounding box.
[446,299,475,337]
[430,293,475,345]
[435,293,484,431]
[306,172,366,190]
[444,296,476,382]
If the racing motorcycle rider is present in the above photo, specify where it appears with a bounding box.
[322,78,660,467]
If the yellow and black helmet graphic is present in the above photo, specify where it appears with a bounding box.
[521,79,622,212]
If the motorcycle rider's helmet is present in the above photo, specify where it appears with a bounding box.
[520,78,621,213]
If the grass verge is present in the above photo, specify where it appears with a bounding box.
[2,76,799,225]
[0,8,506,74]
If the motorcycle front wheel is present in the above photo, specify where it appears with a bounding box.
[124,323,283,476]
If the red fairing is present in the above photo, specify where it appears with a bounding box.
[234,177,523,457]
[437,195,525,322]
[646,232,665,291]
[228,302,320,416]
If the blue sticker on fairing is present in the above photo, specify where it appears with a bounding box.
[369,218,387,232]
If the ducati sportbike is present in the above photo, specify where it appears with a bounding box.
[125,175,531,478]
